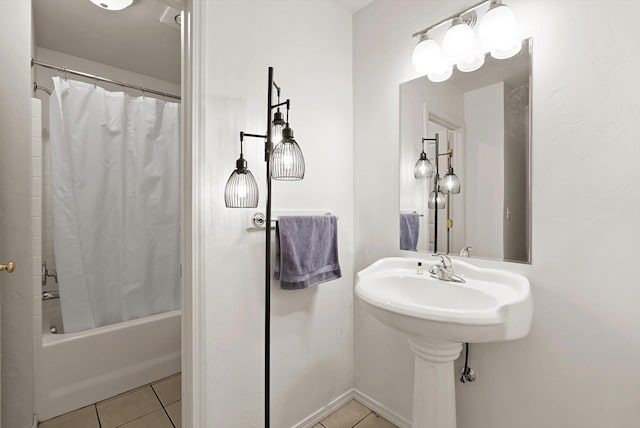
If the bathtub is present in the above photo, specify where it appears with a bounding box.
[35,299,181,421]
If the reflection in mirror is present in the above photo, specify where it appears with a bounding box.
[400,38,531,263]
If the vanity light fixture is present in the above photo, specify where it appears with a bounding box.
[89,0,134,11]
[223,67,304,428]
[411,0,521,82]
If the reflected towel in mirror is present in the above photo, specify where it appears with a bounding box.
[400,213,420,251]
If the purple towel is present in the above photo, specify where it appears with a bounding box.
[274,215,342,290]
[400,213,420,251]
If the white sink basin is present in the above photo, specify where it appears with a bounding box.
[355,257,533,343]
[355,257,533,428]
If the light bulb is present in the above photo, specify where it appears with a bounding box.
[442,18,475,61]
[479,2,517,52]
[236,181,247,199]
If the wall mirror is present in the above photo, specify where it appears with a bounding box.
[399,38,531,263]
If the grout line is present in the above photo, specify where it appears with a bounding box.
[149,381,176,428]
[94,404,102,428]
[352,411,372,428]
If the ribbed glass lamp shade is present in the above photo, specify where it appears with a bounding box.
[442,18,475,61]
[414,152,434,179]
[89,0,134,10]
[272,110,285,144]
[479,3,517,52]
[224,159,259,208]
[272,127,305,181]
[440,169,461,194]
[428,190,446,209]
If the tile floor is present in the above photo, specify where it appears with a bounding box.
[39,378,392,428]
[316,400,397,428]
[38,372,181,428]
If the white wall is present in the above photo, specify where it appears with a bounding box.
[0,1,35,427]
[464,82,504,260]
[354,1,640,427]
[200,1,353,427]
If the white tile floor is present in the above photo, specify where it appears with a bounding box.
[38,373,181,428]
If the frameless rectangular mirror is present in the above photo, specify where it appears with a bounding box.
[399,38,531,263]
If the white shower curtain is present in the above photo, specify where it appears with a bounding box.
[49,77,181,333]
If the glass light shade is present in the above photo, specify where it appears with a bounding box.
[491,39,522,59]
[89,0,134,10]
[442,19,475,61]
[412,36,450,76]
[440,171,461,194]
[478,3,517,51]
[272,110,285,144]
[272,127,305,180]
[224,166,259,208]
[428,190,446,209]
[414,153,434,179]
[427,66,453,83]
[457,53,485,72]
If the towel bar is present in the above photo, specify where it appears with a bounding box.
[247,211,336,232]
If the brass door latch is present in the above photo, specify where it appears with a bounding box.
[0,261,15,273]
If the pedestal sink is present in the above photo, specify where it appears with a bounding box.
[355,257,533,428]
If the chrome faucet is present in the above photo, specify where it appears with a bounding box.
[429,254,465,283]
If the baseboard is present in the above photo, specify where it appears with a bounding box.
[291,389,355,428]
[353,389,412,428]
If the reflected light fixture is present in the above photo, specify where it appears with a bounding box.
[414,138,434,179]
[223,67,304,428]
[89,0,134,10]
[440,149,461,194]
[411,0,521,82]
[440,166,461,194]
[428,190,446,209]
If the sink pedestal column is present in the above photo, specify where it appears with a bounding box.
[408,338,463,428]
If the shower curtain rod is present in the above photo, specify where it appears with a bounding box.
[31,58,181,101]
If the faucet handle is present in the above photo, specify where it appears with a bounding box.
[460,246,472,257]
[436,254,452,268]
